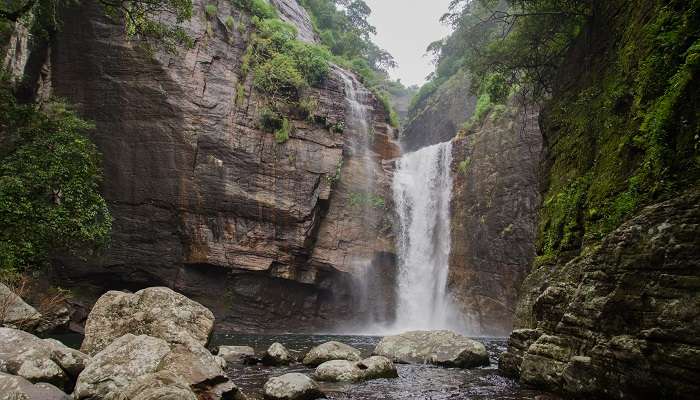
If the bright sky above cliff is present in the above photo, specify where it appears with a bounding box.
[364,0,454,87]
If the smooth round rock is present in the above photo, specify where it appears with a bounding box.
[302,341,361,366]
[373,330,489,368]
[262,342,291,366]
[263,373,323,400]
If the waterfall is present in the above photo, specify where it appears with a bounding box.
[392,141,461,331]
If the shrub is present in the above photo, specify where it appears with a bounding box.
[232,0,277,19]
[259,107,284,132]
[274,118,292,144]
[225,16,235,30]
[253,53,307,100]
[205,4,218,17]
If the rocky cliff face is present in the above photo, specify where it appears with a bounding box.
[449,101,542,336]
[500,0,700,398]
[500,190,700,398]
[401,71,475,152]
[14,0,398,332]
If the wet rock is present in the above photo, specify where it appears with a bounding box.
[503,189,700,398]
[74,334,171,399]
[0,372,70,400]
[122,371,197,400]
[0,283,41,331]
[498,329,542,378]
[314,356,397,382]
[218,345,256,363]
[81,287,214,355]
[0,327,88,391]
[74,333,239,400]
[302,341,361,366]
[374,330,489,368]
[263,342,292,366]
[263,373,323,400]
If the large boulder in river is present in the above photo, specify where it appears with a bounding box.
[0,372,71,400]
[262,342,292,366]
[373,330,489,368]
[0,327,88,391]
[218,345,256,363]
[0,283,41,331]
[263,373,323,400]
[81,287,214,355]
[314,356,398,382]
[302,341,361,366]
[74,333,240,400]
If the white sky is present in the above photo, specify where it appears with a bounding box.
[364,0,455,86]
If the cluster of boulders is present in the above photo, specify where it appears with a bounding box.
[2,285,492,400]
[1,287,243,400]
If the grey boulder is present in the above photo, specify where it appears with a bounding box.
[121,371,198,400]
[0,328,88,391]
[263,342,292,366]
[302,341,361,366]
[314,356,398,382]
[81,287,214,355]
[74,333,239,400]
[0,283,41,331]
[373,330,489,368]
[218,345,255,363]
[0,372,70,400]
[263,373,323,400]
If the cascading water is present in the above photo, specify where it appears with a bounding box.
[391,141,461,331]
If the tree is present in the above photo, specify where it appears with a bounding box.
[1,0,194,51]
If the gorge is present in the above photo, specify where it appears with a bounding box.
[1,0,698,399]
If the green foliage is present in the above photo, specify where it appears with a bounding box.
[326,159,343,184]
[1,1,195,52]
[298,0,400,127]
[248,17,331,102]
[225,15,235,30]
[259,107,284,132]
[458,158,471,175]
[205,4,218,17]
[0,86,111,273]
[536,0,700,260]
[231,0,277,19]
[274,118,291,144]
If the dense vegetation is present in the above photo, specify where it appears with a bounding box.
[417,0,699,262]
[0,84,111,273]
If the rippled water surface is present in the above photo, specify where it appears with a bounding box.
[213,334,554,400]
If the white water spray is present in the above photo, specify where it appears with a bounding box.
[392,141,461,331]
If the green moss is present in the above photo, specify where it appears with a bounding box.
[205,4,218,17]
[349,192,386,209]
[225,16,236,30]
[458,158,471,175]
[536,0,700,261]
[274,118,291,144]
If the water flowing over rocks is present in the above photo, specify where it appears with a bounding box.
[0,328,88,392]
[501,189,700,399]
[392,142,459,330]
[80,287,214,355]
[314,356,397,382]
[27,0,400,334]
[0,372,71,400]
[373,330,488,368]
[263,373,323,400]
[302,341,361,366]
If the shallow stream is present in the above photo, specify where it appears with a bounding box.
[212,334,555,400]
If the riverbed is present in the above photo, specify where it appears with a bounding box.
[212,334,555,400]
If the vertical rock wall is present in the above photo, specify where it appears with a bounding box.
[449,100,542,335]
[31,0,399,332]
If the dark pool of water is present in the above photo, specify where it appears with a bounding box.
[213,334,555,400]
